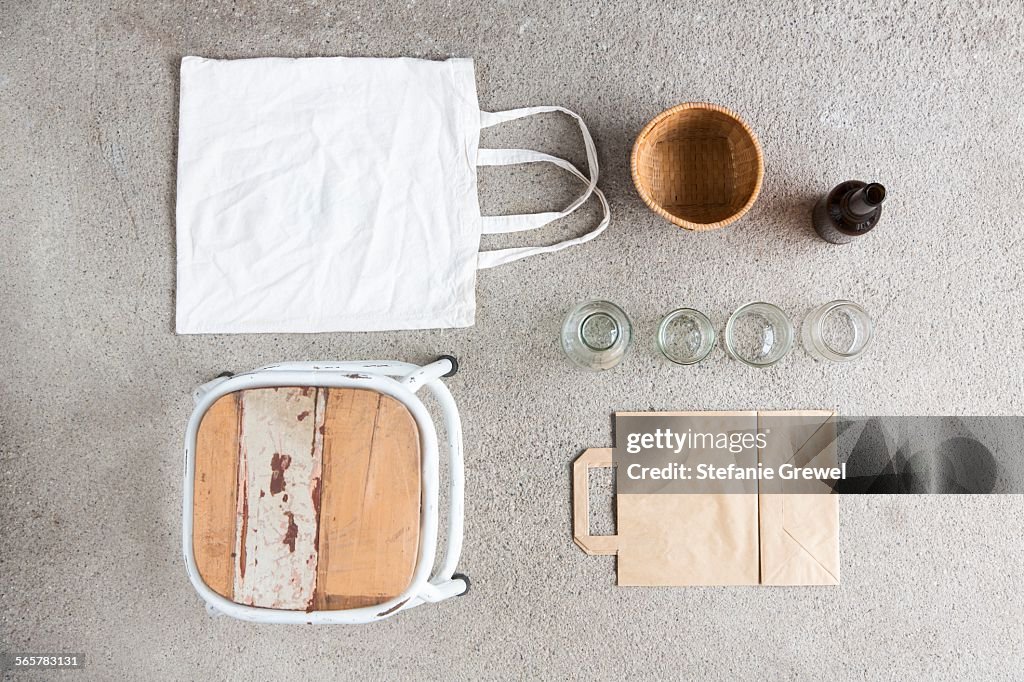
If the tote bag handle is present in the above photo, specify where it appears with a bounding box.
[477,106,610,270]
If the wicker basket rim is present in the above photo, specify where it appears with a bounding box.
[630,102,765,232]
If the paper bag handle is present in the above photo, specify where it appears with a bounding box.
[572,448,619,556]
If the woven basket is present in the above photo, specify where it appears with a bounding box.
[631,103,764,231]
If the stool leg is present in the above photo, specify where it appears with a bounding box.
[451,573,471,597]
[420,576,470,603]
[437,354,459,377]
[400,356,458,392]
[192,373,234,406]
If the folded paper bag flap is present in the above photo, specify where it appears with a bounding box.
[758,411,840,586]
[779,412,840,584]
[758,494,840,586]
[572,449,618,556]
[784,494,840,583]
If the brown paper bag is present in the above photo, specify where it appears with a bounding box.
[572,410,839,587]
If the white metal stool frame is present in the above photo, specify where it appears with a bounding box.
[182,358,467,624]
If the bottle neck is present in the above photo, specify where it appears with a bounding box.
[844,183,886,218]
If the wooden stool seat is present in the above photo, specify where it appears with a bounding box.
[191,387,421,611]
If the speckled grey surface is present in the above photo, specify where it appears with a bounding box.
[2,0,1023,679]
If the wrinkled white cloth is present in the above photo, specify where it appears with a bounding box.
[175,56,607,333]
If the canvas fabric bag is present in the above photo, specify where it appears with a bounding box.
[175,56,608,333]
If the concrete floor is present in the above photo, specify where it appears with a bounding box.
[2,0,1023,679]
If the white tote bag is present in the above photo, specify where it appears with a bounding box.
[175,56,608,333]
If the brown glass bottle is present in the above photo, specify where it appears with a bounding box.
[812,181,887,244]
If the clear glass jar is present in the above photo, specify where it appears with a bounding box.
[657,308,716,365]
[724,302,794,368]
[561,300,632,371]
[802,300,873,362]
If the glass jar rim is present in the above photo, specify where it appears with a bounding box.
[561,300,632,371]
[579,311,621,351]
[811,299,873,359]
[724,301,794,367]
[656,308,716,365]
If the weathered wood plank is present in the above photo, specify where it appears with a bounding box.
[314,388,421,610]
[233,387,321,610]
[192,393,240,599]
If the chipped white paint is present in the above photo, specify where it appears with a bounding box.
[233,387,321,610]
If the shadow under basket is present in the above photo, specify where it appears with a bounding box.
[631,103,764,231]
